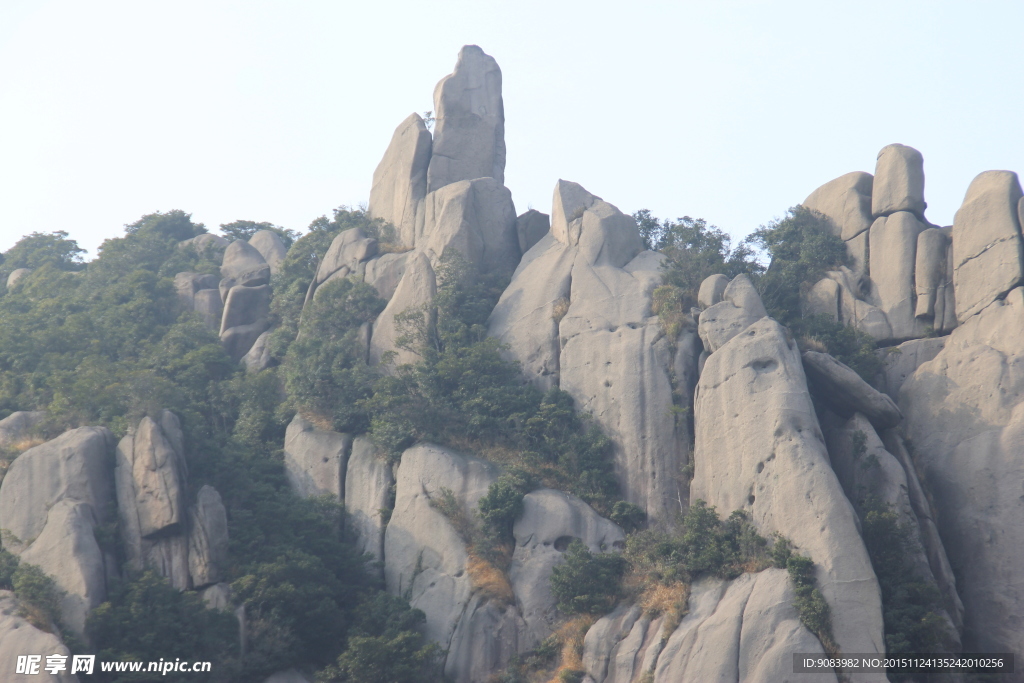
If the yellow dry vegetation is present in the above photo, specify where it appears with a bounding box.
[467,554,514,606]
[543,615,596,683]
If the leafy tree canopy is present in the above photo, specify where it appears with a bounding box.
[219,220,300,248]
[0,230,86,282]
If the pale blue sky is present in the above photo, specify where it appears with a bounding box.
[1,0,1021,257]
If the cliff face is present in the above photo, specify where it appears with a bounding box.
[2,45,1023,683]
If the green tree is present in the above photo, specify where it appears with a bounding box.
[549,539,626,615]
[219,220,299,248]
[0,230,86,282]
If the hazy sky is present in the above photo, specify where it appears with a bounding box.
[1,0,1022,258]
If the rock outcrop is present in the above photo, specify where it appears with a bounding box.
[0,410,46,449]
[368,113,432,249]
[188,485,229,589]
[248,230,286,275]
[0,591,79,682]
[344,436,392,563]
[0,426,116,635]
[427,45,505,192]
[872,143,926,219]
[693,318,886,658]
[6,267,33,290]
[900,285,1024,657]
[283,415,351,500]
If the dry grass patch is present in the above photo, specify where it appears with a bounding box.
[543,615,596,683]
[467,555,514,606]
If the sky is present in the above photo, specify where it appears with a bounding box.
[1,0,1022,258]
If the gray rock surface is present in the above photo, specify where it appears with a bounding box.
[180,233,229,259]
[220,284,270,335]
[188,485,229,589]
[802,278,840,321]
[368,113,432,249]
[19,499,107,635]
[803,170,874,240]
[697,274,767,353]
[509,489,625,646]
[444,593,525,683]
[692,318,885,658]
[872,143,926,218]
[801,350,902,429]
[416,177,519,275]
[201,582,233,611]
[550,179,599,247]
[0,426,115,549]
[174,272,219,308]
[638,570,837,683]
[344,436,392,563]
[6,267,33,290]
[868,211,926,340]
[697,273,729,309]
[220,320,271,364]
[515,209,550,255]
[363,252,410,301]
[0,410,46,449]
[875,337,945,400]
[192,288,223,331]
[369,251,436,367]
[220,239,269,282]
[427,45,504,192]
[283,415,350,500]
[0,591,78,682]
[915,228,949,320]
[384,443,499,653]
[900,285,1024,656]
[315,228,379,287]
[242,330,273,372]
[248,230,287,275]
[951,170,1024,322]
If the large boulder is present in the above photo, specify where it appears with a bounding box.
[874,337,945,400]
[6,267,32,290]
[220,320,271,364]
[248,230,287,275]
[951,170,1024,322]
[383,443,499,654]
[242,330,273,373]
[581,572,836,683]
[872,143,926,218]
[188,485,229,589]
[692,318,885,658]
[192,288,224,332]
[868,211,927,340]
[515,209,550,254]
[363,252,410,301]
[174,272,219,310]
[900,285,1024,655]
[426,45,505,192]
[803,171,874,240]
[697,274,767,353]
[368,113,432,249]
[180,233,229,260]
[444,593,525,683]
[115,412,191,589]
[0,591,78,683]
[509,489,625,646]
[697,273,729,309]
[491,181,690,525]
[283,415,350,500]
[344,436,393,563]
[220,284,270,335]
[416,177,519,275]
[314,228,379,288]
[0,426,115,549]
[0,410,46,449]
[369,251,436,368]
[914,227,949,320]
[220,239,269,283]
[801,350,902,429]
[19,499,107,636]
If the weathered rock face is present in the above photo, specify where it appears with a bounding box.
[872,143,926,218]
[491,181,691,525]
[115,412,191,589]
[315,228,379,289]
[868,211,928,340]
[221,239,269,282]
[801,350,902,430]
[369,251,436,368]
[900,285,1024,655]
[509,489,625,646]
[515,209,549,254]
[0,426,115,636]
[582,570,835,683]
[692,318,885,658]
[874,337,945,400]
[383,443,499,655]
[0,410,46,449]
[192,288,224,331]
[6,267,33,290]
[174,272,219,309]
[248,230,286,275]
[427,45,505,193]
[220,284,270,335]
[951,170,1024,322]
[416,177,519,275]
[180,233,229,260]
[188,485,229,589]
[697,273,729,310]
[0,427,115,550]
[242,329,274,372]
[283,415,350,500]
[0,591,79,683]
[368,113,432,249]
[697,274,767,353]
[344,436,392,563]
[803,170,875,240]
